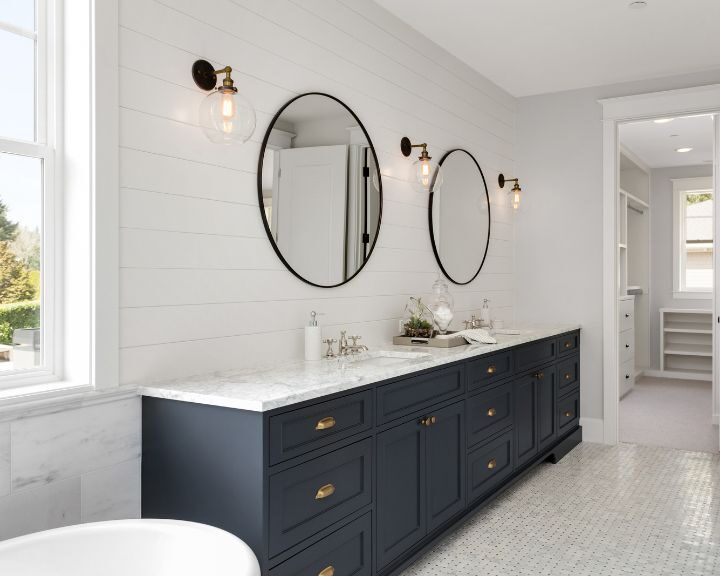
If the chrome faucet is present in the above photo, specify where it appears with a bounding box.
[463,315,483,330]
[339,331,369,356]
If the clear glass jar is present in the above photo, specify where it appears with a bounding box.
[428,278,454,334]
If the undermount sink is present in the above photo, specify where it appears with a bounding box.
[340,350,432,369]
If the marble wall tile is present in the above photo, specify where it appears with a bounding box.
[81,458,141,522]
[0,423,9,497]
[0,477,81,540]
[11,398,141,491]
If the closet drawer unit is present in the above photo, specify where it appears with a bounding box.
[376,365,464,425]
[557,355,579,397]
[515,339,556,373]
[270,513,372,576]
[268,439,372,557]
[467,381,513,447]
[619,329,634,365]
[619,359,635,398]
[467,431,514,503]
[557,392,580,435]
[467,351,513,392]
[557,332,579,357]
[269,391,372,465]
[619,298,634,332]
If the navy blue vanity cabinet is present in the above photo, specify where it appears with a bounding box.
[142,330,582,576]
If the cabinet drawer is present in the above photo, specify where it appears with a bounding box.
[619,329,634,365]
[619,359,634,399]
[270,513,372,576]
[268,439,372,557]
[557,332,579,356]
[467,431,514,503]
[269,391,372,465]
[376,365,464,425]
[619,298,634,332]
[557,355,579,397]
[467,351,513,392]
[558,392,580,435]
[515,339,556,373]
[467,381,513,447]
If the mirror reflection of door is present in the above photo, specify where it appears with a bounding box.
[259,93,382,287]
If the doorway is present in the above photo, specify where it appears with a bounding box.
[601,86,720,451]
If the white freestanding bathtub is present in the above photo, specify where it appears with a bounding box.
[0,519,261,576]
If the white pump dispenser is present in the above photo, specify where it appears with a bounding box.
[304,311,322,361]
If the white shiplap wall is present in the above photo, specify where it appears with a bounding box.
[118,0,517,384]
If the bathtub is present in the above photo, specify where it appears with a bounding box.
[0,519,261,576]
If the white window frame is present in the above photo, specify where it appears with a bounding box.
[672,177,713,300]
[0,0,60,389]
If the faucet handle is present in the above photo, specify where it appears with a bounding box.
[349,335,361,346]
[323,339,337,358]
[463,320,473,330]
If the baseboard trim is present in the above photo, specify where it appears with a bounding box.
[643,369,712,382]
[579,417,604,443]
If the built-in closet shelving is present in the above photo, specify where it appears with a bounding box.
[660,308,713,380]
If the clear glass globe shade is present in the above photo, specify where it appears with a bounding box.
[199,88,256,144]
[412,158,443,193]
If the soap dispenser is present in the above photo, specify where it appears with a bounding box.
[305,311,322,361]
[480,299,491,329]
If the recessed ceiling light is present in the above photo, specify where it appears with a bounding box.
[676,147,693,153]
[629,1,648,8]
[654,118,674,124]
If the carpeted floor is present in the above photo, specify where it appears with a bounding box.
[619,376,718,453]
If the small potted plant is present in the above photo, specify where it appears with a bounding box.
[402,297,434,338]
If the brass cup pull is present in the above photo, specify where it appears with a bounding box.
[487,407,497,417]
[431,416,437,425]
[564,411,572,418]
[318,566,335,576]
[315,483,336,500]
[487,459,497,470]
[564,341,572,349]
[487,364,497,375]
[564,373,571,381]
[315,416,336,431]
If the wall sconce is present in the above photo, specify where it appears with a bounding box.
[401,137,443,193]
[498,174,522,210]
[192,59,256,145]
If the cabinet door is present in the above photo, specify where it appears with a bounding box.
[514,375,538,467]
[536,368,557,452]
[376,418,426,569]
[426,401,465,532]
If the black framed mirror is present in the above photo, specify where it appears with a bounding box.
[429,149,491,285]
[257,93,383,288]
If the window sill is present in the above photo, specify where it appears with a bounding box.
[673,291,712,300]
[0,381,139,422]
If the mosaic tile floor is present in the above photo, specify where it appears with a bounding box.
[402,442,720,576]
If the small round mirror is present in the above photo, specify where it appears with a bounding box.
[429,149,491,284]
[258,93,382,288]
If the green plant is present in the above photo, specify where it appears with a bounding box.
[403,297,434,337]
[0,301,40,345]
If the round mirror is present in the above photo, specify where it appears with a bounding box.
[258,93,382,288]
[429,149,491,285]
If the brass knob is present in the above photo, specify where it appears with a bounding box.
[564,341,572,349]
[315,416,336,431]
[487,459,497,470]
[534,371,544,380]
[487,407,497,417]
[420,417,432,427]
[487,364,496,375]
[318,566,335,576]
[564,373,571,381]
[315,483,336,500]
[564,411,572,418]
[431,416,437,425]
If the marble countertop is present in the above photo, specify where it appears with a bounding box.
[139,325,580,413]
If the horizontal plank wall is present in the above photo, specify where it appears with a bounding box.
[118,0,518,384]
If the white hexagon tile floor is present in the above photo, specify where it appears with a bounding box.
[401,442,720,576]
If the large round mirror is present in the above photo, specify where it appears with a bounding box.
[429,149,490,284]
[258,93,382,288]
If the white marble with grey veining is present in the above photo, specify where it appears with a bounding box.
[81,458,141,522]
[140,325,580,412]
[0,423,9,498]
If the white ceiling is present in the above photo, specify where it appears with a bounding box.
[619,115,714,169]
[375,0,720,97]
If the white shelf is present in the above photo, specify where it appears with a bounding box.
[664,322,712,334]
[664,343,713,357]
